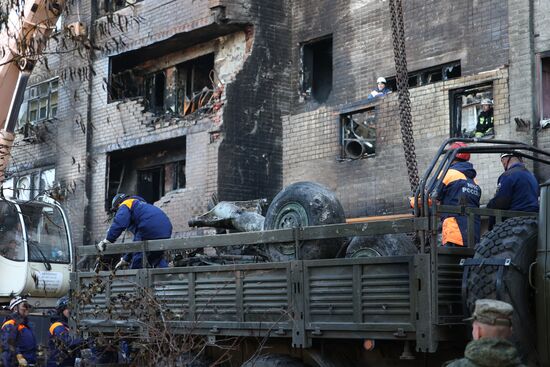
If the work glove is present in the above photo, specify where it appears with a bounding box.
[16,354,27,367]
[115,257,129,270]
[96,239,110,253]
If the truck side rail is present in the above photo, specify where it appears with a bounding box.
[76,218,430,258]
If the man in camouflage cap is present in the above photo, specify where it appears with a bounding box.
[445,299,525,367]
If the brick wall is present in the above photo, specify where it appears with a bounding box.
[283,70,511,217]
[290,0,509,112]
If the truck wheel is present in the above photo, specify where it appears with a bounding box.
[241,354,306,367]
[345,233,417,258]
[264,182,346,261]
[465,216,538,363]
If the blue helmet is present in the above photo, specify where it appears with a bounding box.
[111,193,128,213]
[56,296,69,313]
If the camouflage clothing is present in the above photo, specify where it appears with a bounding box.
[445,338,525,367]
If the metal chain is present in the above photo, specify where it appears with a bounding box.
[388,0,419,193]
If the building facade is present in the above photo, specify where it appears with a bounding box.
[5,0,550,246]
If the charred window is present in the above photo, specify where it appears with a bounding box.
[541,57,550,124]
[340,107,376,159]
[164,161,186,191]
[302,36,333,103]
[450,83,494,138]
[106,138,186,211]
[100,0,140,14]
[109,52,214,116]
[176,54,215,116]
[145,71,166,114]
[385,61,461,91]
[137,167,163,204]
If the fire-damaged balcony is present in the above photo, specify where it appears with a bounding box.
[106,23,252,126]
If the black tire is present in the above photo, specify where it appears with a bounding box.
[465,216,538,364]
[241,354,306,367]
[345,233,417,258]
[264,182,346,262]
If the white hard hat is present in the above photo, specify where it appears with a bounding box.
[377,77,387,84]
[480,98,493,105]
[9,296,27,310]
[500,151,518,159]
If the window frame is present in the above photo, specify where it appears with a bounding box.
[20,78,59,128]
[448,82,493,138]
[339,105,377,160]
[300,35,333,103]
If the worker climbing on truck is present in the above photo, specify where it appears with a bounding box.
[96,193,173,269]
[437,142,481,247]
[1,296,37,367]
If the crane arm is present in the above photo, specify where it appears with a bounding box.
[0,0,65,181]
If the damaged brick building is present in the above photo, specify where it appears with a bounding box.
[5,0,550,246]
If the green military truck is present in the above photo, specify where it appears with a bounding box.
[72,139,549,366]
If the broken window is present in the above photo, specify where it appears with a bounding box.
[385,61,461,91]
[540,57,550,124]
[449,83,493,138]
[109,52,215,116]
[176,54,214,116]
[4,168,55,201]
[145,71,166,114]
[100,0,140,14]
[106,137,186,211]
[340,107,376,159]
[18,79,58,129]
[302,36,333,103]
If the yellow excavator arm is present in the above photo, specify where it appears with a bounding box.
[0,0,65,181]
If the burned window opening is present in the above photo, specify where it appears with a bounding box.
[106,137,186,211]
[176,54,215,116]
[109,53,215,117]
[137,166,164,205]
[145,71,166,114]
[449,83,493,138]
[340,107,376,160]
[385,61,461,91]
[541,57,550,123]
[100,0,141,15]
[302,36,333,103]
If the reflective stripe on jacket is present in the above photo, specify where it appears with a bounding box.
[437,162,481,246]
[1,317,37,365]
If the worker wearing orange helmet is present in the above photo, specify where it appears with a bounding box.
[437,142,482,247]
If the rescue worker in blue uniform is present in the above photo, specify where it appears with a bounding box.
[1,296,37,367]
[96,193,173,269]
[488,152,539,213]
[367,77,392,100]
[47,296,85,367]
[437,142,481,247]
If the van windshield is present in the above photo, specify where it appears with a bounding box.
[0,201,24,261]
[19,202,70,264]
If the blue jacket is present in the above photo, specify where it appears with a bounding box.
[107,196,172,268]
[367,87,392,100]
[488,162,539,212]
[437,161,482,246]
[48,316,84,367]
[1,314,37,366]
